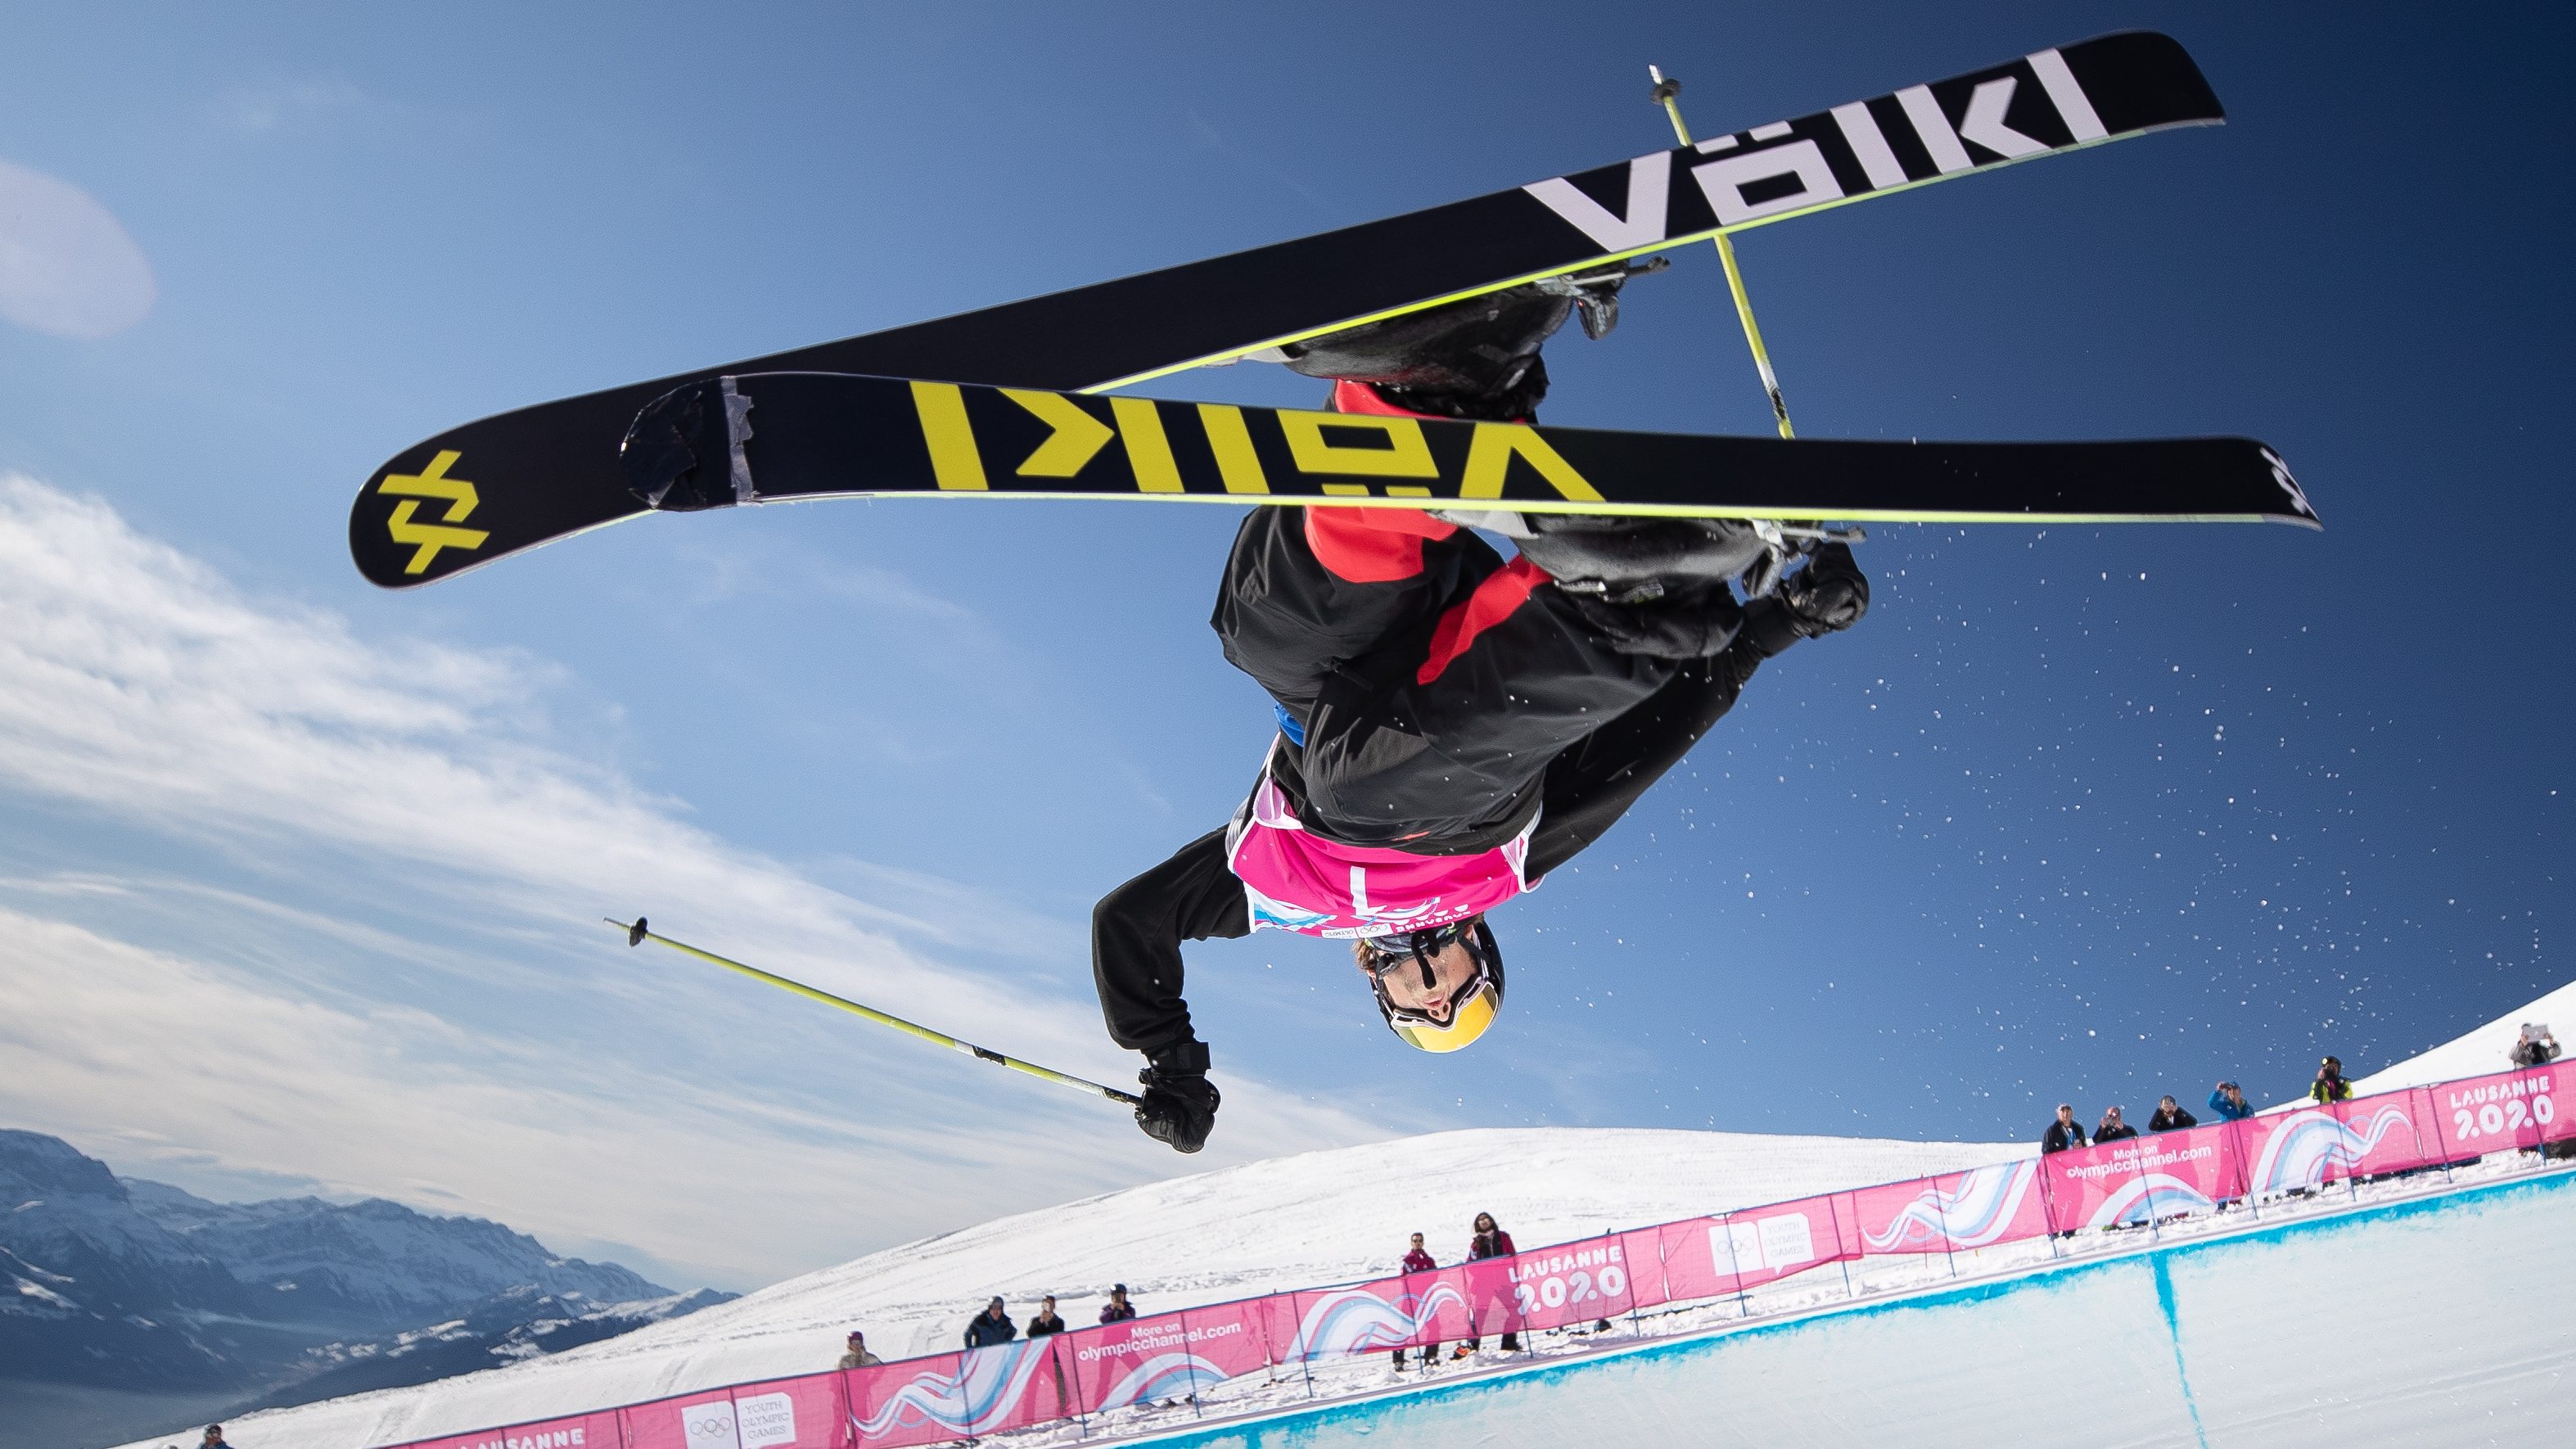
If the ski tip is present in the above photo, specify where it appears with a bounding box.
[2068,30,2226,128]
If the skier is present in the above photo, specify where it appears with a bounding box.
[1091,282,1870,1153]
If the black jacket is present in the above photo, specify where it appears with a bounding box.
[2147,1107,2198,1132]
[2095,1122,2139,1144]
[1091,630,1777,1059]
[963,1311,1017,1349]
[1026,1311,1066,1338]
[2041,1120,2087,1153]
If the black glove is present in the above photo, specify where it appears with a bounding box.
[1743,543,1868,655]
[1134,1040,1220,1154]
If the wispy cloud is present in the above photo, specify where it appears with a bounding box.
[0,158,155,339]
[0,475,1382,1286]
[212,77,367,136]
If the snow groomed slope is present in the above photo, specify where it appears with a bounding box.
[1142,1165,2575,1447]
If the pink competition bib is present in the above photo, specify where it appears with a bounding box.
[1225,777,1536,938]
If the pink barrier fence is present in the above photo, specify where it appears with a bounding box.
[382,1061,2573,1449]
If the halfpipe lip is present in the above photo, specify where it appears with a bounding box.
[1116,1162,2576,1447]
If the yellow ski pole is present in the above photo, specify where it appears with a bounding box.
[1649,65,1795,439]
[607,918,1144,1107]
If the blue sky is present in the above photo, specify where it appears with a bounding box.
[0,2,2568,1292]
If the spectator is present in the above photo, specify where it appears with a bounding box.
[2041,1104,2087,1154]
[2147,1095,2198,1133]
[1099,1284,1138,1324]
[2308,1056,2353,1104]
[202,1430,228,1449]
[2094,1106,2138,1144]
[963,1296,1017,1349]
[1026,1293,1072,1411]
[1453,1212,1520,1357]
[1394,1233,1438,1370]
[1026,1295,1067,1337]
[2206,1081,2253,1122]
[2510,1024,2561,1069]
[1402,1232,1437,1275]
[837,1329,884,1369]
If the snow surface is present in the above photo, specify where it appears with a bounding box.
[104,977,2575,1449]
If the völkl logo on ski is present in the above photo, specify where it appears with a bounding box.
[1523,46,2132,251]
[374,450,490,576]
[613,372,2312,529]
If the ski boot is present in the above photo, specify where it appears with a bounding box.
[1276,260,1664,422]
[1505,513,1770,604]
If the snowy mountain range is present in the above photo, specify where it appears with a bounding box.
[0,1130,733,1449]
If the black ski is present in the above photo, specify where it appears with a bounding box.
[351,32,2224,587]
[583,372,2318,536]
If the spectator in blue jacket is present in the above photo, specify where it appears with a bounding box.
[2206,1081,2254,1122]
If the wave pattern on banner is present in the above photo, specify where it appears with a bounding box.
[2249,1106,2415,1196]
[1283,1282,1470,1360]
[1860,1160,2038,1250]
[851,1342,1053,1440]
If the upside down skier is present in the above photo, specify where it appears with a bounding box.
[1090,280,1870,1153]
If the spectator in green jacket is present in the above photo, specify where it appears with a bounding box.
[2308,1057,2353,1104]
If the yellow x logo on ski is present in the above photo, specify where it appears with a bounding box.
[379,450,491,576]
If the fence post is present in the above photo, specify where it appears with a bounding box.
[1054,1335,1085,1439]
[1626,1230,1647,1336]
[1830,1196,1856,1300]
[1717,1211,1751,1319]
[1933,1171,1960,1280]
[2138,1135,2162,1244]
[2037,1153,2065,1257]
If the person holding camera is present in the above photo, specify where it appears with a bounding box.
[2510,1025,2560,1069]
[2205,1081,2253,1122]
